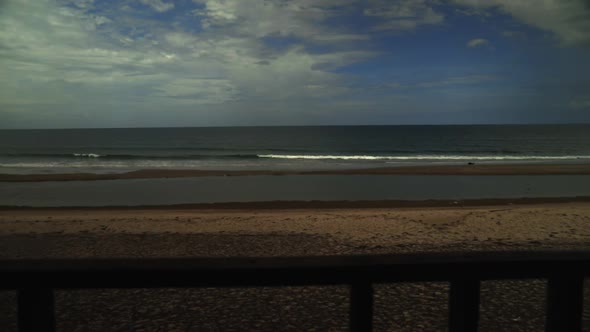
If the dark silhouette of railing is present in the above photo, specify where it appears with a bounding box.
[1,250,589,332]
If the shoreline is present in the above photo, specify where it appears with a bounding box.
[2,163,590,182]
[2,196,590,210]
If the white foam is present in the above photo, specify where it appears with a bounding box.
[257,154,590,161]
[73,153,103,158]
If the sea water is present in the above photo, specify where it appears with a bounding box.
[1,125,589,174]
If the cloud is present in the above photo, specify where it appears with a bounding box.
[454,7,492,17]
[569,98,590,110]
[416,75,498,88]
[384,75,499,89]
[192,0,358,39]
[191,0,445,37]
[139,0,175,13]
[1,0,587,128]
[0,0,378,123]
[159,78,239,103]
[454,0,590,45]
[467,38,491,48]
[165,32,199,48]
[364,0,444,31]
[502,30,526,39]
[71,0,95,9]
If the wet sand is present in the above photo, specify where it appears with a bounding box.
[1,201,590,331]
[2,163,590,182]
[4,175,590,207]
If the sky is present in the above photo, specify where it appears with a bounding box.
[0,0,589,129]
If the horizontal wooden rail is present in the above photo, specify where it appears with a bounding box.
[1,250,589,332]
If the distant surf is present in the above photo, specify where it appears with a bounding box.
[5,153,260,160]
[258,154,590,161]
[73,153,102,158]
[6,152,590,162]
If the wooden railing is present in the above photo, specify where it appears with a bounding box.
[1,251,589,332]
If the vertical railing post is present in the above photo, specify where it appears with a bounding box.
[18,287,55,332]
[449,278,480,332]
[350,281,373,332]
[545,274,584,332]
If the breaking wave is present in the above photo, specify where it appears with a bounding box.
[257,154,590,161]
[73,153,103,158]
[3,152,590,162]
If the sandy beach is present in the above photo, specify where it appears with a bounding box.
[1,200,589,331]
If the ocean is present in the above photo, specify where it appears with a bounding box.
[1,125,590,174]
